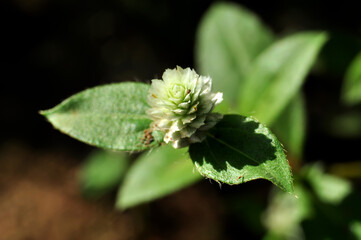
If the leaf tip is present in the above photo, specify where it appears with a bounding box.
[115,192,129,211]
[38,109,46,116]
[39,109,52,117]
[319,31,330,45]
[115,201,126,211]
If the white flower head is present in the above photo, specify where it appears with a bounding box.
[147,66,223,148]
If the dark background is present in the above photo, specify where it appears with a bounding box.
[1,0,361,239]
[1,0,360,153]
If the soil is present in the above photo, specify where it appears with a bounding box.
[0,143,222,240]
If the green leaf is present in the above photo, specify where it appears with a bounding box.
[79,150,128,199]
[195,2,274,105]
[350,221,361,239]
[239,32,328,125]
[41,82,160,151]
[342,51,361,105]
[271,93,306,160]
[117,145,201,209]
[189,114,294,194]
[263,183,313,238]
[304,163,352,205]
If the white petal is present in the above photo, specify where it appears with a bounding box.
[147,108,166,118]
[169,120,183,132]
[189,134,201,143]
[157,119,172,129]
[187,102,199,114]
[189,131,206,143]
[212,92,223,105]
[181,114,196,124]
[199,76,211,96]
[169,130,181,140]
[173,108,188,115]
[172,137,190,149]
[163,68,180,84]
[189,115,206,128]
[178,101,190,109]
[180,126,197,138]
[183,93,191,102]
[197,101,213,115]
[199,113,223,131]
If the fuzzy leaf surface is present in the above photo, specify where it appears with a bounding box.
[189,114,294,194]
[41,82,158,151]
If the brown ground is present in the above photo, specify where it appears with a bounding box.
[0,143,222,240]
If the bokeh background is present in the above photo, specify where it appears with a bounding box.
[1,0,361,239]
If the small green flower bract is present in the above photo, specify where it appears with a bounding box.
[147,66,223,148]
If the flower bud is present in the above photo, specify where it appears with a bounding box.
[147,66,223,148]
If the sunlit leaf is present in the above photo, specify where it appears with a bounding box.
[41,82,161,151]
[239,32,328,125]
[342,51,361,105]
[189,114,294,194]
[271,93,306,160]
[117,145,201,209]
[195,2,274,105]
[79,150,128,199]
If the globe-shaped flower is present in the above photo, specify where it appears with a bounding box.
[147,66,223,148]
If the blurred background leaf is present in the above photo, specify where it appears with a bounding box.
[271,93,306,161]
[239,31,328,125]
[262,163,356,240]
[80,150,128,199]
[342,51,361,106]
[116,145,201,209]
[300,164,355,239]
[263,183,313,240]
[350,221,361,239]
[328,111,361,138]
[303,163,352,205]
[195,2,274,106]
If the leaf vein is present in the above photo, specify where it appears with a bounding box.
[207,132,276,181]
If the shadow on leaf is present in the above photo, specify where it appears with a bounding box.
[189,114,279,185]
